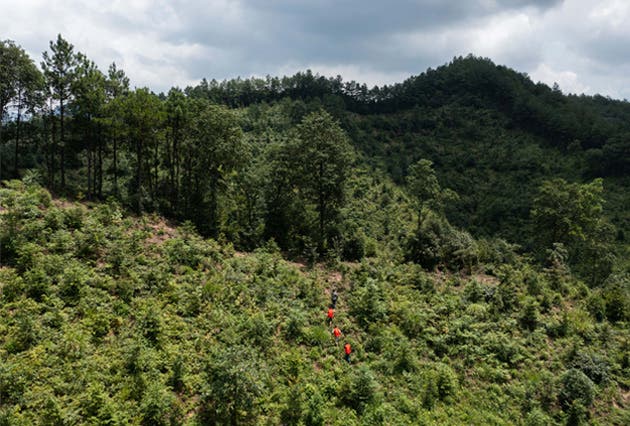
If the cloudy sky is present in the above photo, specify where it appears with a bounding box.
[3,0,630,99]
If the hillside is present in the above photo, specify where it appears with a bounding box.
[1,37,630,425]
[1,182,628,425]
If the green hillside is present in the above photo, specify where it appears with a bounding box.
[1,37,630,425]
[1,181,628,425]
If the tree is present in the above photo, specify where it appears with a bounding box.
[531,178,615,284]
[118,88,164,212]
[0,40,43,178]
[103,62,130,196]
[200,346,267,425]
[291,110,354,251]
[407,159,440,207]
[164,88,190,212]
[185,102,244,236]
[41,34,78,189]
[71,54,106,198]
[0,40,21,155]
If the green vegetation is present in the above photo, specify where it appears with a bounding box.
[1,36,629,424]
[0,181,628,425]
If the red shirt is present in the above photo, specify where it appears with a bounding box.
[344,344,352,355]
[333,327,341,338]
[327,308,334,319]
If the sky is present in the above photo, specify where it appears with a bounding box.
[2,0,630,99]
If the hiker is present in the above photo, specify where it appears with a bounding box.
[331,289,338,309]
[333,326,342,343]
[327,307,334,326]
[344,342,352,363]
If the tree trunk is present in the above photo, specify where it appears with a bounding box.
[318,161,325,251]
[113,130,118,196]
[14,91,22,178]
[97,125,103,199]
[60,98,66,189]
[136,138,143,212]
[0,110,3,180]
[87,125,92,199]
[50,99,57,189]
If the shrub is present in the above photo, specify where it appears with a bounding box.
[422,362,458,408]
[568,351,609,385]
[602,274,629,322]
[348,278,387,329]
[463,279,484,303]
[558,369,595,410]
[284,309,306,342]
[520,298,539,331]
[140,382,174,426]
[302,384,325,426]
[586,291,606,322]
[338,365,378,414]
[524,408,552,426]
[200,346,267,425]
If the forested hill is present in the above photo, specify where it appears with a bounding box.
[1,37,629,425]
[1,38,629,272]
[183,55,630,241]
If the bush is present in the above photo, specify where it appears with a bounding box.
[568,351,609,385]
[422,362,458,408]
[302,384,325,426]
[586,291,606,322]
[602,274,629,322]
[348,278,387,329]
[140,383,174,426]
[524,408,552,426]
[200,346,267,425]
[520,298,539,331]
[558,369,595,410]
[284,308,306,342]
[338,365,378,414]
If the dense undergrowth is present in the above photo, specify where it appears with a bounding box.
[1,182,628,425]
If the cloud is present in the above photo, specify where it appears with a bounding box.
[2,0,630,99]
[530,63,590,94]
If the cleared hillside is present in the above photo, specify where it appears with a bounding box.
[1,181,628,425]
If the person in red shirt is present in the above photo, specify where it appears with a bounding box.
[327,307,334,326]
[333,326,342,343]
[344,343,352,363]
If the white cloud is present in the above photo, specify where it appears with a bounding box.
[530,63,590,94]
[2,0,630,98]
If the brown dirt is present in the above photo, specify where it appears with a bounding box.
[144,219,178,245]
[52,199,78,209]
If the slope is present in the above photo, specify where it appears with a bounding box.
[1,181,628,425]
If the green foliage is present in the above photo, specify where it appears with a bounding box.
[558,369,595,410]
[406,207,478,271]
[567,350,610,385]
[531,178,616,285]
[348,278,387,329]
[602,273,630,322]
[0,183,627,424]
[200,346,268,425]
[338,365,379,414]
[520,297,540,331]
[2,40,630,424]
[421,362,458,409]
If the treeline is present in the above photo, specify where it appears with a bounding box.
[0,36,626,285]
[183,56,630,177]
[0,36,363,257]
